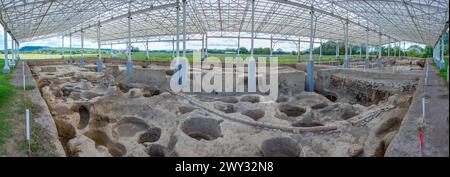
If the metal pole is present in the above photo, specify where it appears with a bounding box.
[297,38,301,62]
[110,43,113,57]
[270,35,273,58]
[15,42,19,62]
[397,41,400,62]
[10,39,15,67]
[201,34,204,59]
[127,11,131,62]
[377,33,382,68]
[80,30,85,66]
[3,30,9,74]
[182,0,187,57]
[307,9,315,92]
[11,40,14,61]
[336,40,339,64]
[349,44,352,62]
[26,109,30,153]
[364,29,369,71]
[172,36,175,58]
[440,35,445,70]
[69,33,72,63]
[344,20,349,68]
[97,23,103,72]
[126,1,133,75]
[319,40,322,61]
[205,33,208,60]
[61,33,64,60]
[359,43,362,60]
[403,41,406,59]
[393,41,397,72]
[237,32,241,57]
[387,38,390,65]
[22,61,25,91]
[176,3,180,58]
[250,0,255,56]
[248,0,256,92]
[146,40,149,60]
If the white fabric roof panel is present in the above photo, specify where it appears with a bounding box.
[0,0,448,45]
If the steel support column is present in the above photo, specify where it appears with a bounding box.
[176,3,180,58]
[359,44,362,60]
[15,42,19,61]
[297,38,301,63]
[80,30,85,67]
[397,41,402,60]
[9,39,15,67]
[307,10,315,92]
[146,40,149,60]
[201,34,204,59]
[126,2,133,75]
[205,33,208,60]
[319,40,322,61]
[343,20,349,68]
[11,40,14,60]
[349,45,352,62]
[182,0,187,57]
[440,35,445,70]
[237,32,240,57]
[248,0,256,92]
[403,41,406,60]
[110,43,113,58]
[61,33,65,60]
[172,37,175,58]
[250,0,255,57]
[97,23,103,73]
[377,33,382,68]
[3,30,10,74]
[336,40,339,65]
[393,41,397,72]
[364,29,369,71]
[69,33,73,63]
[387,38,391,66]
[270,35,273,58]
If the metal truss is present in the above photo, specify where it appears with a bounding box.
[1,0,448,46]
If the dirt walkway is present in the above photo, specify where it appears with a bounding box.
[386,60,449,157]
[2,61,64,157]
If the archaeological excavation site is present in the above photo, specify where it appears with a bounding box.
[0,0,448,158]
[20,58,441,157]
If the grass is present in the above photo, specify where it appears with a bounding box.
[0,62,55,156]
[0,62,15,154]
[0,53,97,60]
[431,57,448,81]
[438,58,448,80]
[17,95,56,157]
[2,52,376,64]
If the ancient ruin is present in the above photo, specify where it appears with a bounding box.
[24,58,427,157]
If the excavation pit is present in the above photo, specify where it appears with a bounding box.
[28,60,422,157]
[279,104,306,117]
[181,117,223,141]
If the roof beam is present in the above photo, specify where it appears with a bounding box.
[269,0,399,42]
[0,10,19,43]
[70,2,178,34]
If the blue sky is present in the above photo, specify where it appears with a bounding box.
[1,26,422,52]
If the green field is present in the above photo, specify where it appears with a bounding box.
[0,62,14,154]
[1,52,375,63]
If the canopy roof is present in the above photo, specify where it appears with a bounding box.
[1,0,448,46]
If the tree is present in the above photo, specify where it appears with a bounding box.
[239,47,249,54]
[131,46,140,52]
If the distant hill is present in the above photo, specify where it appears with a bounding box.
[20,46,50,52]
